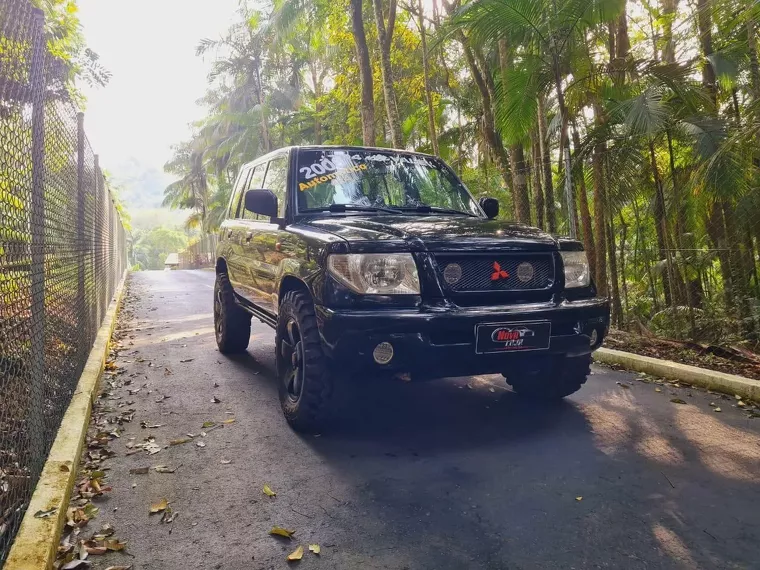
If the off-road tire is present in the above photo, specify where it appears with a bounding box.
[214,273,251,354]
[276,290,334,432]
[503,354,591,399]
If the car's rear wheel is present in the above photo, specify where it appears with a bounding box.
[276,290,334,432]
[503,354,590,399]
[213,273,251,354]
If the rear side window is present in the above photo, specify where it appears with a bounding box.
[229,167,252,219]
[242,164,268,220]
[263,157,288,216]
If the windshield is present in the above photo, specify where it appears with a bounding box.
[296,149,481,216]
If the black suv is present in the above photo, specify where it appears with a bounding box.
[215,146,609,430]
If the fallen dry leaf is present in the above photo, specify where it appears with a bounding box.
[104,566,133,570]
[287,545,304,561]
[196,441,206,448]
[220,459,232,465]
[263,485,277,497]
[270,526,295,539]
[154,465,177,473]
[222,418,236,424]
[33,507,57,518]
[670,398,687,404]
[169,438,192,446]
[105,539,127,551]
[308,544,321,555]
[129,467,149,475]
[83,540,108,555]
[714,407,722,412]
[575,496,583,501]
[211,396,221,403]
[180,358,194,363]
[655,388,662,393]
[202,421,215,428]
[149,498,169,514]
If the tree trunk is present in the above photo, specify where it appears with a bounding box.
[417,0,439,155]
[705,204,734,310]
[497,40,530,223]
[607,219,623,326]
[551,55,577,237]
[459,34,512,192]
[537,96,557,232]
[618,211,629,316]
[252,57,271,152]
[531,129,545,230]
[649,140,672,305]
[661,0,678,64]
[748,12,760,100]
[372,0,403,148]
[593,140,608,297]
[571,124,596,277]
[350,0,376,145]
[697,0,717,106]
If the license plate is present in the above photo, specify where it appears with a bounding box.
[475,321,551,354]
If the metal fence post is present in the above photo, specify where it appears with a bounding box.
[94,155,102,326]
[28,8,46,477]
[77,112,86,350]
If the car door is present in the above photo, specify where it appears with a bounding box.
[220,166,252,291]
[235,163,268,305]
[239,153,290,315]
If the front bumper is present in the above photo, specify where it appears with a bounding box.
[316,298,610,379]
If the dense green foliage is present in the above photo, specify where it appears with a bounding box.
[131,227,189,270]
[165,0,760,343]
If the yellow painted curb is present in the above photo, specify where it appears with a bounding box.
[594,346,760,401]
[4,271,129,570]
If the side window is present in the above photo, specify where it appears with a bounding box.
[229,167,252,219]
[242,164,267,220]
[262,156,288,216]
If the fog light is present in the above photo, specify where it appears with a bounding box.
[589,328,598,346]
[373,342,394,365]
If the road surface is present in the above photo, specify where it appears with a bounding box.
[87,270,760,570]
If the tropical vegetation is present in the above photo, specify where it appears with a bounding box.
[164,0,760,343]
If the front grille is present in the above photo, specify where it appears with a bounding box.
[434,253,555,292]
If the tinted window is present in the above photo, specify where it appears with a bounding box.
[263,156,288,216]
[295,149,479,215]
[230,167,252,219]
[242,164,267,220]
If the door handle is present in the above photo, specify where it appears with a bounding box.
[245,232,253,242]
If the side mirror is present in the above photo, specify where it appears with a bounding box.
[479,197,499,219]
[245,189,278,219]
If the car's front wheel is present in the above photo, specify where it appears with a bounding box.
[213,272,251,354]
[503,354,590,399]
[276,290,334,432]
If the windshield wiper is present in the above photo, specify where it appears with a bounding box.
[395,205,478,217]
[306,203,404,215]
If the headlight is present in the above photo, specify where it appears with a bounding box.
[561,251,591,288]
[327,253,420,294]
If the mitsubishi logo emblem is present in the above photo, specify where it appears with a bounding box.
[491,261,509,281]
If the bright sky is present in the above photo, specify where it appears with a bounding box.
[77,0,239,179]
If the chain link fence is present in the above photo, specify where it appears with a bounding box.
[0,1,127,563]
[178,233,218,269]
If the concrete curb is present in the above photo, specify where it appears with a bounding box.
[5,271,129,570]
[594,346,760,401]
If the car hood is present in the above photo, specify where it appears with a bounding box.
[301,215,558,253]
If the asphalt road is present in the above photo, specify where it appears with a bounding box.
[88,270,760,570]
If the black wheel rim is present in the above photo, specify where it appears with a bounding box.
[214,287,223,342]
[280,318,304,402]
